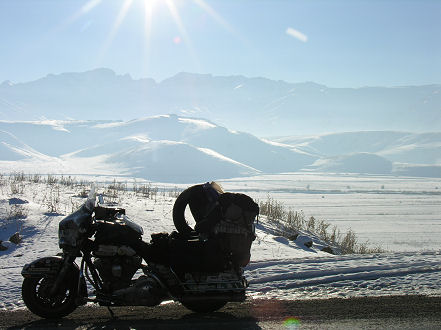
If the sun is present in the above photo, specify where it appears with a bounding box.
[60,0,239,73]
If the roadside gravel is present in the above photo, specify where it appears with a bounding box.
[1,295,440,329]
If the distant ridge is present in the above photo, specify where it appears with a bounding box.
[1,69,440,135]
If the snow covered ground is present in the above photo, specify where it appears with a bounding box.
[221,173,441,251]
[1,177,440,311]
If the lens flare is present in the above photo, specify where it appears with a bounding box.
[283,317,301,329]
[165,0,200,69]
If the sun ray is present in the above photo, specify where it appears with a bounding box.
[65,0,103,27]
[164,0,200,70]
[22,0,103,63]
[193,0,235,35]
[142,0,157,76]
[46,0,103,36]
[192,0,250,46]
[99,0,134,60]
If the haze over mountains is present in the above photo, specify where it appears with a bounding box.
[275,131,441,178]
[1,68,440,136]
[0,69,439,182]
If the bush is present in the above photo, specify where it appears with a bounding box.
[259,196,384,254]
[7,204,28,220]
[259,196,285,222]
[44,186,61,214]
[168,187,182,198]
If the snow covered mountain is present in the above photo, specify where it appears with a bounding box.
[1,69,440,135]
[273,131,441,177]
[0,116,439,180]
[0,130,49,161]
[0,115,315,182]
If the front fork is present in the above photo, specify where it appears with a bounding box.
[47,254,89,305]
[49,255,77,297]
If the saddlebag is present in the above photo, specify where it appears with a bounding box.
[147,231,227,272]
[196,192,259,267]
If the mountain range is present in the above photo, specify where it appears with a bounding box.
[1,68,440,136]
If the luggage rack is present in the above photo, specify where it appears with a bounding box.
[180,271,247,293]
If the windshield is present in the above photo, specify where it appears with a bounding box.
[85,186,97,213]
[59,187,95,248]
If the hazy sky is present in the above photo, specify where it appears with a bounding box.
[1,0,440,87]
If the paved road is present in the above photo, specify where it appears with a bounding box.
[1,295,441,329]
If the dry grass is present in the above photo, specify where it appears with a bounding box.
[259,196,385,254]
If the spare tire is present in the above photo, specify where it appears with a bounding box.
[172,185,196,235]
[173,184,221,235]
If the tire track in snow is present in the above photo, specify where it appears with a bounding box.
[250,265,441,290]
[248,261,441,285]
[247,250,441,271]
[246,251,441,296]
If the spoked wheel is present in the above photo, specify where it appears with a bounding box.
[180,299,227,313]
[22,275,78,318]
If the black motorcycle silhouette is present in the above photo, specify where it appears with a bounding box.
[21,183,259,318]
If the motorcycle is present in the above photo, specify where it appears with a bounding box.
[21,183,259,318]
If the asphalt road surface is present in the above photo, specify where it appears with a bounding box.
[1,295,441,329]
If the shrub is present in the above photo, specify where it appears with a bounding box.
[168,187,181,198]
[259,196,285,222]
[7,204,28,220]
[259,196,384,254]
[59,175,76,187]
[31,174,41,183]
[46,174,58,185]
[10,182,25,194]
[11,172,26,182]
[44,186,61,214]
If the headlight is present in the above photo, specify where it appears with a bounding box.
[59,228,79,248]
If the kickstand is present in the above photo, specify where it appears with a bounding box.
[107,306,115,318]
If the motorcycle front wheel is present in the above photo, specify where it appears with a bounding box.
[180,299,227,313]
[22,275,78,318]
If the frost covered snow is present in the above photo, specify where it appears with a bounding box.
[1,177,440,311]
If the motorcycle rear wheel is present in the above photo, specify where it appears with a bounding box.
[180,299,227,313]
[22,275,78,318]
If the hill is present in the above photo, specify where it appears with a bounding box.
[0,116,315,182]
[274,131,441,177]
[0,117,439,180]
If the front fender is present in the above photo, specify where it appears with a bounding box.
[21,256,79,278]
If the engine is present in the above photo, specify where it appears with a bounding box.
[92,244,141,291]
[92,244,166,306]
[91,204,145,292]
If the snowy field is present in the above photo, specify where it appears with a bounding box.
[220,173,441,252]
[1,174,441,311]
